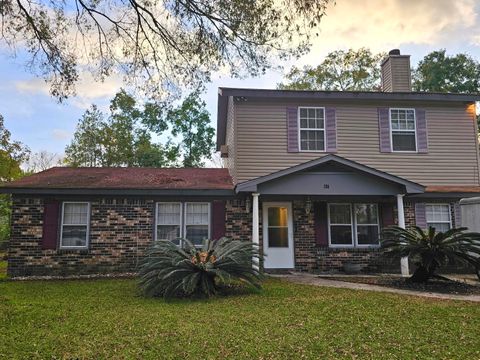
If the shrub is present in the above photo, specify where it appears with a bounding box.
[138,237,262,298]
[381,226,480,282]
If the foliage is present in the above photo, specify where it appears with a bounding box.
[2,278,480,358]
[65,90,178,167]
[278,48,386,91]
[381,226,480,283]
[413,50,480,93]
[0,115,30,245]
[165,92,215,167]
[138,238,262,298]
[0,0,332,101]
[25,151,62,173]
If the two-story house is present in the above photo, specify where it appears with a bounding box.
[2,50,480,277]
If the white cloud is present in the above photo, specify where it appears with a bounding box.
[52,129,71,140]
[296,0,478,65]
[14,72,123,109]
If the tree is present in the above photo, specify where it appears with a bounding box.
[166,92,215,167]
[26,150,62,173]
[278,48,385,91]
[65,89,178,167]
[413,50,480,93]
[0,115,30,246]
[1,0,332,101]
[381,226,480,283]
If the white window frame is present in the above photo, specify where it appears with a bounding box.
[353,203,380,248]
[298,106,326,152]
[328,203,380,248]
[59,201,90,250]
[155,202,211,247]
[425,203,452,231]
[155,202,183,242]
[184,202,211,247]
[328,203,354,247]
[389,108,417,153]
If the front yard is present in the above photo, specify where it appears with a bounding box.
[1,276,480,359]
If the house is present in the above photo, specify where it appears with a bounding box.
[3,49,480,277]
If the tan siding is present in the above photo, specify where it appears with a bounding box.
[223,96,238,183]
[390,57,412,92]
[381,61,392,92]
[235,101,480,186]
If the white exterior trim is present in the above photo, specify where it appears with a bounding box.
[59,201,90,250]
[184,202,211,247]
[425,203,452,230]
[154,202,182,242]
[389,108,417,153]
[297,106,327,152]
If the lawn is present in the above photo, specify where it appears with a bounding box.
[1,277,480,359]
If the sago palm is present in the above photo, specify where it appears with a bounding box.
[138,237,262,298]
[381,226,480,282]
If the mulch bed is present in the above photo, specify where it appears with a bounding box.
[319,275,480,295]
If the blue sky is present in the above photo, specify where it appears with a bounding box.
[2,0,480,158]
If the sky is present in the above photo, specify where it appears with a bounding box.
[2,0,480,158]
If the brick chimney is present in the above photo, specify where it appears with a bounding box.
[381,49,412,92]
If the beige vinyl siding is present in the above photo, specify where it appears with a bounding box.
[223,96,238,183]
[381,61,392,92]
[390,57,411,92]
[235,100,479,186]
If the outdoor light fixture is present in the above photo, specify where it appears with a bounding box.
[305,198,312,215]
[245,197,251,213]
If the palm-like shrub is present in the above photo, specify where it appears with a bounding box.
[138,237,262,298]
[381,226,480,283]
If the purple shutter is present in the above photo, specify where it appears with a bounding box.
[380,203,395,228]
[325,107,337,152]
[42,200,60,250]
[416,109,428,153]
[454,203,462,228]
[378,107,391,153]
[415,203,427,229]
[286,107,299,153]
[314,202,328,246]
[211,200,226,240]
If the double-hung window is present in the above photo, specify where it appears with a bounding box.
[426,204,451,232]
[299,107,325,151]
[328,203,379,247]
[60,202,90,249]
[390,108,416,152]
[156,202,210,247]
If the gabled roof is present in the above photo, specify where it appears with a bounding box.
[236,154,425,194]
[216,87,480,150]
[0,167,234,196]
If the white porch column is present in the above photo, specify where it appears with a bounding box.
[396,194,409,276]
[252,193,260,270]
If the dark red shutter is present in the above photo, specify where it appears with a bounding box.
[211,200,226,240]
[380,203,395,228]
[42,200,60,250]
[314,202,328,246]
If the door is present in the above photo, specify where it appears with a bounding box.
[263,202,294,269]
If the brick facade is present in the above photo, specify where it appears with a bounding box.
[7,195,465,277]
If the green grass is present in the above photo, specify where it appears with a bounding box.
[0,258,6,280]
[1,278,480,359]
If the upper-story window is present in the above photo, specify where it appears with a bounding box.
[390,108,416,152]
[298,107,325,151]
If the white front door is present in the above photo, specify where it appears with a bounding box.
[263,202,294,269]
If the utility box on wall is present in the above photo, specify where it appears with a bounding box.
[459,197,480,232]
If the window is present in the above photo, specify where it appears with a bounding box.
[328,203,380,247]
[390,108,416,152]
[60,202,90,249]
[156,203,182,245]
[299,107,325,151]
[426,204,451,232]
[329,204,353,246]
[354,204,379,246]
[267,206,289,248]
[185,203,210,246]
[156,202,210,247]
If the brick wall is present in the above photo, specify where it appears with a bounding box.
[8,196,154,277]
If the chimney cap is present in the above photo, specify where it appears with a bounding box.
[389,49,401,56]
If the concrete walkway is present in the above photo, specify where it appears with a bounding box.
[275,273,480,302]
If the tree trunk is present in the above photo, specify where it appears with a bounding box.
[408,265,431,283]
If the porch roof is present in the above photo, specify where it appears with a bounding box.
[236,154,425,196]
